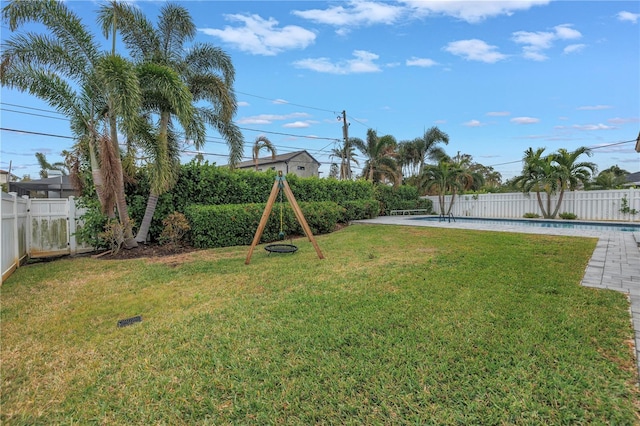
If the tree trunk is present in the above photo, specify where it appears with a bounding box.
[550,189,565,219]
[447,190,456,215]
[89,137,115,218]
[535,191,549,218]
[135,191,159,243]
[109,114,137,249]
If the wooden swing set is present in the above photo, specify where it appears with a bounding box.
[245,171,324,265]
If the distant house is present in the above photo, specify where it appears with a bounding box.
[8,173,77,198]
[235,150,321,178]
[625,171,640,186]
[0,169,18,186]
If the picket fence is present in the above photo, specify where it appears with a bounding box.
[424,189,640,222]
[1,193,92,284]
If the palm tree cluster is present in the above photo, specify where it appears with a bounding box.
[1,0,243,246]
[513,146,596,218]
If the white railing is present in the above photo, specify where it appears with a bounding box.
[424,189,640,222]
[1,194,93,284]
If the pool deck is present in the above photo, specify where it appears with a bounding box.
[354,215,640,375]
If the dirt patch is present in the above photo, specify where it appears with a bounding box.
[96,243,201,260]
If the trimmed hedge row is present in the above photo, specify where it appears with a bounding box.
[185,201,345,249]
[375,185,432,215]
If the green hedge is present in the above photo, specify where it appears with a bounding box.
[127,162,375,240]
[374,185,433,215]
[185,201,345,249]
[340,199,380,222]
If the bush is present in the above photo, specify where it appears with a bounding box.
[523,213,541,218]
[340,199,380,222]
[374,185,432,215]
[159,212,191,247]
[559,212,578,220]
[185,201,344,249]
[75,197,109,249]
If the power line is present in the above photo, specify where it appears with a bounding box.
[1,107,69,121]
[235,90,337,114]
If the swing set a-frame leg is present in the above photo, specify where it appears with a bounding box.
[245,171,324,265]
[245,178,280,265]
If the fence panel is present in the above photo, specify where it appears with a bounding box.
[425,189,640,222]
[1,193,28,283]
[29,198,71,258]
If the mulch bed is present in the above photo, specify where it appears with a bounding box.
[97,243,200,260]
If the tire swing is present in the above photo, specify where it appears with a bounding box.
[245,171,324,265]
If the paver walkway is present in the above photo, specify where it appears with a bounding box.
[354,216,640,375]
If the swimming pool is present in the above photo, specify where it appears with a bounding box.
[410,216,640,233]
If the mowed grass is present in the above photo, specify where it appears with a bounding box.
[1,225,638,424]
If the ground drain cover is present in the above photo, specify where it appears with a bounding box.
[118,315,142,327]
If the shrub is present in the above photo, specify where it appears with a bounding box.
[99,219,126,254]
[340,199,380,222]
[75,197,109,249]
[159,212,191,247]
[374,185,432,215]
[185,201,344,249]
[523,213,541,218]
[559,212,578,220]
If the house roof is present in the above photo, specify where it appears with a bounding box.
[9,175,76,194]
[235,150,321,169]
[625,171,640,185]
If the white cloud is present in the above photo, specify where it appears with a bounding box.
[434,119,447,125]
[563,44,586,54]
[463,119,484,127]
[486,111,510,117]
[199,14,315,56]
[406,57,438,67]
[511,117,540,124]
[237,112,310,125]
[573,123,616,131]
[293,50,382,74]
[283,121,311,129]
[577,105,613,110]
[512,24,582,61]
[443,39,507,63]
[618,11,640,24]
[608,117,640,125]
[401,0,550,23]
[237,101,250,107]
[272,99,288,104]
[293,1,404,27]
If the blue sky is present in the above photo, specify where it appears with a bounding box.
[1,0,639,181]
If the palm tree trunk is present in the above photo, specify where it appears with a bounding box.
[109,113,137,249]
[550,189,565,219]
[535,191,549,218]
[447,190,456,215]
[135,191,159,243]
[88,137,116,218]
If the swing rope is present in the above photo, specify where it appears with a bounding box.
[278,185,285,240]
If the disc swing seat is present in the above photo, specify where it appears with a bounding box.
[245,171,324,265]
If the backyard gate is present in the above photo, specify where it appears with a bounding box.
[1,194,93,283]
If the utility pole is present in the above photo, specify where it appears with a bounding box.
[342,110,350,179]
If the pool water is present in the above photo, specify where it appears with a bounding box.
[411,216,640,233]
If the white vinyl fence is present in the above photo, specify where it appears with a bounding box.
[424,189,640,222]
[1,193,93,284]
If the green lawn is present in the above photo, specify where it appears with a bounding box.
[1,225,638,424]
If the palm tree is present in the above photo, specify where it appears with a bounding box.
[252,136,276,170]
[513,146,595,218]
[330,141,358,180]
[99,2,244,243]
[351,129,400,185]
[420,159,466,215]
[414,126,449,175]
[591,165,628,190]
[35,152,67,178]
[2,0,140,247]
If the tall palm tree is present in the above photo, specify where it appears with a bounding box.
[100,2,244,243]
[330,141,358,180]
[252,136,276,170]
[414,126,449,175]
[550,147,596,218]
[1,0,140,247]
[420,159,466,215]
[351,129,400,185]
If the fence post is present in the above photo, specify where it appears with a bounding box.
[68,196,76,255]
[11,193,19,272]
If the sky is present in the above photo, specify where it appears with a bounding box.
[1,0,639,182]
